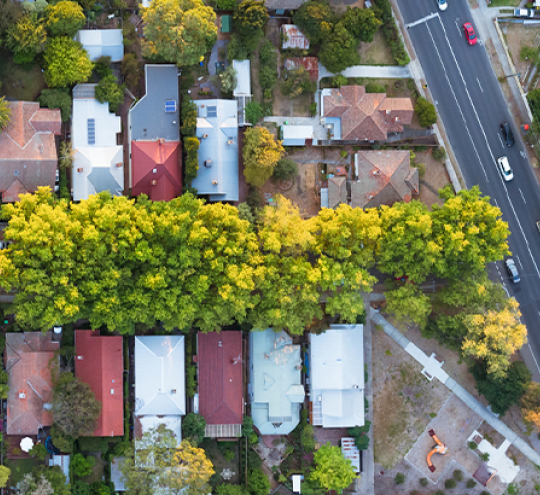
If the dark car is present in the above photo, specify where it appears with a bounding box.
[501,122,515,147]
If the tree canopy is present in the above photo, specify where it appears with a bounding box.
[38,88,72,123]
[95,74,125,113]
[341,7,381,43]
[182,413,206,445]
[243,127,284,187]
[142,0,217,67]
[233,0,268,49]
[43,37,93,87]
[0,466,10,488]
[521,382,540,430]
[45,0,85,37]
[6,12,47,64]
[318,22,360,74]
[0,97,12,132]
[293,0,334,44]
[310,443,357,493]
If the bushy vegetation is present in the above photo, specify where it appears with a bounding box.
[38,88,72,122]
[372,0,410,65]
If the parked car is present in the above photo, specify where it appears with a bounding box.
[514,8,535,17]
[497,156,514,181]
[437,0,448,11]
[505,258,520,284]
[501,122,515,147]
[463,22,477,45]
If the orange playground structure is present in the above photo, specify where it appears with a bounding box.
[427,429,449,472]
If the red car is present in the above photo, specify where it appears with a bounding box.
[463,22,477,45]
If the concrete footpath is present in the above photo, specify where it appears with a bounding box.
[370,307,540,467]
[318,63,411,81]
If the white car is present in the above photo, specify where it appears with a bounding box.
[497,156,514,181]
[437,0,448,11]
[514,8,535,18]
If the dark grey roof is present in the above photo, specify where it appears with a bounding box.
[88,168,123,196]
[129,65,180,142]
[266,0,305,9]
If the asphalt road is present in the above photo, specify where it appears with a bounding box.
[396,0,540,372]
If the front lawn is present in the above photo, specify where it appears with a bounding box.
[0,49,46,101]
[5,458,41,486]
[488,0,520,6]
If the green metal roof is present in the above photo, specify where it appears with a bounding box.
[221,15,232,33]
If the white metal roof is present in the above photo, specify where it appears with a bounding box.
[75,30,124,62]
[341,438,360,473]
[233,60,251,97]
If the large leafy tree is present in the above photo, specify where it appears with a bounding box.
[16,466,70,495]
[121,425,214,495]
[233,0,268,49]
[431,186,510,279]
[341,6,381,42]
[0,0,23,40]
[6,13,47,64]
[43,37,93,87]
[0,97,12,132]
[293,0,334,44]
[95,74,125,113]
[243,127,284,187]
[462,297,527,378]
[385,284,432,330]
[318,22,360,74]
[38,88,72,122]
[181,412,206,445]
[142,0,217,67]
[377,200,440,283]
[521,382,540,430]
[310,443,357,494]
[52,372,101,438]
[0,466,10,488]
[45,0,85,37]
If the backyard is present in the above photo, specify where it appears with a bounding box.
[0,50,45,101]
[200,438,240,485]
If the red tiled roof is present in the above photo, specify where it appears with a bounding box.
[5,333,59,435]
[131,140,182,201]
[198,332,243,426]
[0,102,61,202]
[75,330,124,437]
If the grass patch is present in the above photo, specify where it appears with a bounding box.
[5,458,40,485]
[488,0,519,5]
[0,49,45,101]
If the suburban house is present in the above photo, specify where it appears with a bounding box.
[134,336,185,444]
[248,329,304,435]
[193,99,239,202]
[197,332,243,438]
[128,64,182,201]
[74,330,124,437]
[0,101,61,202]
[5,332,59,435]
[232,60,252,127]
[71,84,123,201]
[309,324,364,428]
[281,25,310,50]
[321,85,414,141]
[285,57,319,81]
[75,30,124,62]
[266,0,305,14]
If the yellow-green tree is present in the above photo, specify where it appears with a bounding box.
[385,284,432,330]
[6,13,47,64]
[311,443,357,493]
[43,37,93,88]
[142,0,217,67]
[0,466,10,488]
[0,96,12,132]
[462,298,527,378]
[46,0,85,37]
[243,127,284,188]
[521,382,540,430]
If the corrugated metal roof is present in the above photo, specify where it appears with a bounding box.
[281,25,310,50]
[233,60,251,97]
[76,30,124,62]
[221,15,232,33]
[285,57,318,81]
[282,125,313,145]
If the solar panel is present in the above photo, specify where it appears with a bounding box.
[164,100,177,113]
[87,118,95,145]
[207,106,217,118]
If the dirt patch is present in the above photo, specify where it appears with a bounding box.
[372,328,451,470]
[504,23,540,87]
[359,30,394,66]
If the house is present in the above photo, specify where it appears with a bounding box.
[128,65,181,201]
[233,60,252,127]
[72,84,123,201]
[309,324,364,428]
[352,150,418,208]
[281,125,314,146]
[197,332,243,438]
[74,330,124,437]
[285,57,318,81]
[0,101,61,202]
[134,336,185,444]
[249,329,304,435]
[321,85,414,141]
[266,0,305,13]
[5,332,59,435]
[281,25,310,50]
[75,30,124,62]
[193,100,239,202]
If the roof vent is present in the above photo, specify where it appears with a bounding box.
[368,194,374,199]
[158,138,164,145]
[205,160,212,168]
[202,134,208,139]
[372,170,381,176]
[116,162,123,168]
[77,356,83,360]
[152,180,157,186]
[18,391,26,399]
[218,341,223,347]
[153,168,158,174]
[386,110,391,114]
[110,389,115,395]
[77,168,84,173]
[212,180,218,185]
[171,389,177,394]
[14,170,19,177]
[352,385,360,389]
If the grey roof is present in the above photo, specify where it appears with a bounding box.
[249,329,304,435]
[75,30,124,62]
[129,65,179,142]
[87,167,123,195]
[309,324,364,428]
[192,99,239,202]
[328,176,347,209]
[111,458,125,491]
[266,0,306,10]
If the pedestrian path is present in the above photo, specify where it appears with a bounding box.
[318,63,411,81]
[369,307,540,466]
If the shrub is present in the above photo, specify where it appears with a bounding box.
[186,363,196,398]
[468,441,478,450]
[245,101,263,125]
[271,158,298,183]
[94,55,113,79]
[38,88,72,123]
[78,437,109,454]
[332,75,348,88]
[182,413,206,445]
[217,0,236,9]
[95,74,125,113]
[219,64,237,98]
[72,453,96,478]
[181,96,197,137]
[365,82,386,93]
[415,96,437,127]
[310,102,317,116]
[466,479,476,488]
[73,481,91,495]
[444,479,456,489]
[453,470,463,482]
[479,452,490,462]
[419,478,428,487]
[28,443,48,461]
[521,45,539,61]
[433,491,445,495]
[281,67,316,98]
[227,33,251,62]
[416,162,426,177]
[394,473,405,485]
[121,53,142,90]
[432,146,446,161]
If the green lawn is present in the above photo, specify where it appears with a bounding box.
[488,0,520,6]
[5,458,41,485]
[0,49,46,101]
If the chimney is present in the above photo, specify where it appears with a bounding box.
[372,170,381,176]
[159,138,164,145]
[77,168,83,173]
[152,180,157,186]
[116,162,122,168]
[212,180,218,185]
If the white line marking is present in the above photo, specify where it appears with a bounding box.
[502,283,510,297]
[516,254,522,268]
[538,310,540,319]
[497,133,505,148]
[456,21,461,37]
[527,343,540,376]
[406,12,439,29]
[519,188,527,204]
[435,16,540,282]
[493,197,499,207]
[477,77,483,92]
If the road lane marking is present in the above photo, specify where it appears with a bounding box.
[434,16,540,282]
[477,77,483,93]
[520,188,527,204]
[493,197,499,207]
[526,343,540,376]
[497,133,504,148]
[406,12,439,29]
[516,255,522,268]
[455,20,461,37]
